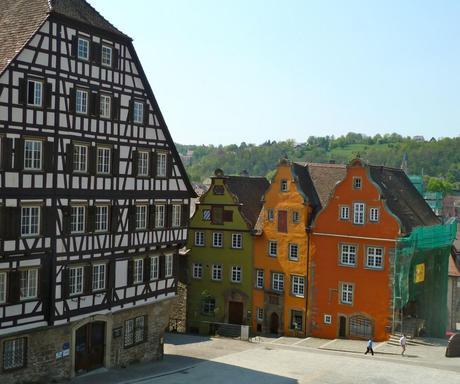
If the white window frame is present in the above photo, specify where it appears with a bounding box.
[280,179,288,191]
[267,208,274,221]
[20,269,38,300]
[95,205,109,232]
[291,275,305,297]
[340,283,354,305]
[133,258,144,284]
[77,37,89,60]
[268,240,278,257]
[366,247,384,269]
[289,243,299,261]
[195,231,205,246]
[21,206,40,237]
[353,202,365,225]
[136,204,148,230]
[212,264,222,281]
[138,150,149,176]
[340,244,357,266]
[292,211,300,223]
[272,272,284,292]
[157,152,167,177]
[69,266,84,296]
[255,269,264,288]
[369,207,379,222]
[324,314,332,324]
[97,146,111,174]
[71,205,86,234]
[155,204,165,228]
[99,94,111,119]
[172,204,181,228]
[133,101,144,124]
[231,233,242,249]
[92,263,106,291]
[340,205,350,220]
[150,256,159,280]
[24,139,42,171]
[165,254,173,278]
[76,89,88,114]
[101,45,113,67]
[231,266,242,283]
[3,338,26,371]
[212,232,223,248]
[256,307,264,321]
[0,271,6,304]
[27,79,43,107]
[73,144,88,173]
[192,263,203,279]
[353,177,362,189]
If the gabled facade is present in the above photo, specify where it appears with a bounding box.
[0,0,194,382]
[186,170,269,334]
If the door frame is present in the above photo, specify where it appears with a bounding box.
[71,315,112,378]
[338,314,347,338]
[228,301,244,325]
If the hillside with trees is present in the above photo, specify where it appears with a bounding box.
[176,133,460,192]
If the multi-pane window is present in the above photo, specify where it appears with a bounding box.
[291,310,303,331]
[202,209,211,221]
[195,231,205,246]
[155,205,165,228]
[69,266,84,296]
[97,147,111,174]
[291,275,305,297]
[292,211,300,223]
[340,283,354,304]
[0,272,6,303]
[101,45,112,67]
[92,264,106,291]
[257,307,264,321]
[124,316,146,347]
[232,233,242,249]
[255,269,264,288]
[268,241,278,257]
[231,266,242,283]
[3,338,26,371]
[340,206,350,220]
[27,79,42,106]
[324,314,332,324]
[77,37,89,60]
[95,205,109,232]
[172,204,181,227]
[133,101,144,124]
[267,208,274,221]
[212,265,222,281]
[133,259,144,284]
[289,243,299,260]
[150,256,159,280]
[157,152,167,177]
[272,273,284,292]
[353,203,365,224]
[212,232,223,247]
[21,206,40,236]
[165,254,173,278]
[24,140,42,170]
[366,247,384,269]
[20,269,38,300]
[340,244,357,266]
[100,94,111,118]
[192,263,203,279]
[280,179,288,191]
[76,89,88,114]
[202,296,215,314]
[73,144,88,173]
[136,205,148,230]
[71,206,86,233]
[353,177,362,189]
[138,151,149,176]
[369,208,379,222]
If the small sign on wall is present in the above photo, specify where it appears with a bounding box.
[414,263,425,283]
[113,326,123,338]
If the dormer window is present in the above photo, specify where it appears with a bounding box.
[101,45,113,67]
[353,177,362,189]
[27,79,43,107]
[77,37,89,60]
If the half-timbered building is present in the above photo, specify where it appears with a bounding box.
[0,0,194,381]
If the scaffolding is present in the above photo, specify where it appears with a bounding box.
[392,218,457,337]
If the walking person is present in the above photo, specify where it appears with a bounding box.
[364,338,374,355]
[399,334,407,356]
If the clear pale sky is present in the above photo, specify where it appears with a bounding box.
[89,0,460,145]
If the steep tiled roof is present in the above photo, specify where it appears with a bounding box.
[0,0,129,75]
[225,176,270,228]
[369,166,439,233]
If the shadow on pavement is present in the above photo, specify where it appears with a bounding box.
[165,332,211,345]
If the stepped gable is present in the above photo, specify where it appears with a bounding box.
[0,0,129,76]
[369,165,439,233]
[225,175,270,228]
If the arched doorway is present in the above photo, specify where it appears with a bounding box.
[349,314,373,339]
[75,321,106,374]
[270,312,279,334]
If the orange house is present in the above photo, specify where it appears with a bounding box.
[310,159,438,341]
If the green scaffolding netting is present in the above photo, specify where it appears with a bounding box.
[393,218,457,337]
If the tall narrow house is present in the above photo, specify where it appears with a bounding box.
[0,1,194,382]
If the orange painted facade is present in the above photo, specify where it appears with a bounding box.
[310,159,401,341]
[252,161,312,336]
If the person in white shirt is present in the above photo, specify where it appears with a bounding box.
[364,338,374,355]
[399,334,407,355]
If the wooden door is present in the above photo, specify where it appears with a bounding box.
[339,316,347,338]
[228,301,244,325]
[270,312,279,334]
[277,210,287,233]
[75,322,105,373]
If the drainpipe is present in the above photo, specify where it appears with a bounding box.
[306,225,311,336]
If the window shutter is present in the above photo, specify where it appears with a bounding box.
[61,267,69,299]
[0,206,4,240]
[166,154,173,178]
[89,146,97,175]
[87,206,96,233]
[43,141,54,172]
[107,259,115,300]
[223,210,233,222]
[132,150,139,176]
[14,139,24,171]
[111,97,120,120]
[69,88,76,113]
[143,103,149,125]
[181,204,189,227]
[144,257,151,282]
[44,82,52,109]
[90,92,100,117]
[40,260,50,308]
[71,36,78,57]
[127,99,134,122]
[173,253,179,279]
[2,138,13,170]
[128,205,136,232]
[127,259,134,286]
[149,205,156,230]
[8,270,20,304]
[61,206,71,235]
[150,151,157,178]
[4,207,20,240]
[18,78,26,105]
[43,206,55,237]
[111,205,119,233]
[113,49,119,69]
[91,42,101,64]
[111,147,119,175]
[159,255,165,279]
[166,204,172,228]
[84,265,92,294]
[66,143,74,173]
